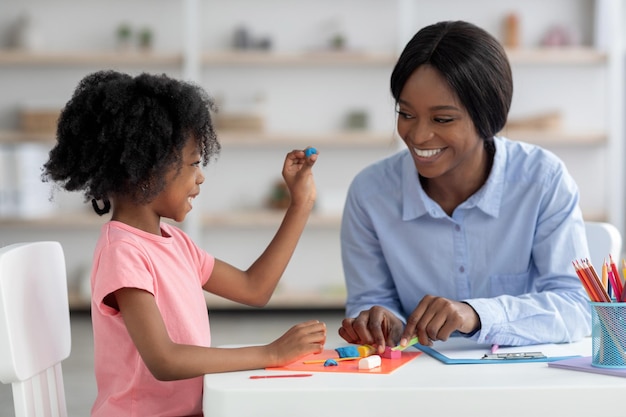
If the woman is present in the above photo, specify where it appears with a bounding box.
[338,21,590,352]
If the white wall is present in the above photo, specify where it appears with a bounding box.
[0,0,623,306]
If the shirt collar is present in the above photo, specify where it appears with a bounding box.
[401,137,506,221]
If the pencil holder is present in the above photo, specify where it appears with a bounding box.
[590,302,626,368]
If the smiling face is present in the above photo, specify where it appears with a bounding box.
[396,65,487,187]
[150,137,205,223]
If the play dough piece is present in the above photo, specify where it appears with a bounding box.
[382,346,401,359]
[305,147,317,157]
[357,344,376,357]
[336,346,360,358]
[324,359,338,367]
[358,355,382,370]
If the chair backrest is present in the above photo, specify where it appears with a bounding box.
[584,221,623,271]
[0,241,70,417]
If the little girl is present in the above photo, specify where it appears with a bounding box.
[42,70,326,417]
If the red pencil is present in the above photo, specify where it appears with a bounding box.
[584,259,611,302]
[609,254,624,299]
[249,373,313,379]
[573,260,597,301]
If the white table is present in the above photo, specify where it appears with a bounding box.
[203,339,626,417]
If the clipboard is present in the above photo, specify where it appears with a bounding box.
[414,337,589,364]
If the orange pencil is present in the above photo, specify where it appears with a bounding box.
[601,259,608,294]
[573,260,599,301]
[584,259,611,302]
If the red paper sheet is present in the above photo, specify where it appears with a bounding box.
[266,349,421,374]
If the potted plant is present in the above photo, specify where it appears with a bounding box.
[138,27,154,51]
[116,23,132,51]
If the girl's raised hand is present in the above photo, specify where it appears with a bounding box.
[282,147,318,208]
[265,320,326,367]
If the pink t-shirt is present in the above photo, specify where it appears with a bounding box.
[90,221,215,417]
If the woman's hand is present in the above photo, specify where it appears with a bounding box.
[400,295,480,347]
[338,306,404,353]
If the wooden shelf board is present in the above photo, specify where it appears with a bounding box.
[202,210,341,228]
[217,130,399,148]
[2,128,604,148]
[1,209,607,229]
[0,130,56,145]
[0,50,183,66]
[69,290,346,311]
[583,211,608,223]
[505,47,607,65]
[0,48,607,67]
[205,290,346,310]
[0,210,341,228]
[0,129,399,148]
[202,50,396,66]
[0,212,106,228]
[68,292,91,311]
[501,129,607,146]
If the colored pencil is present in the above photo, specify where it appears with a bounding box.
[608,269,620,302]
[573,260,597,301]
[249,373,312,379]
[572,260,610,302]
[584,259,611,302]
[609,254,624,299]
[602,259,608,294]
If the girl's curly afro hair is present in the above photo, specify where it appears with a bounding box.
[42,70,220,215]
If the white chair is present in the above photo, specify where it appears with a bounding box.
[0,241,70,417]
[584,221,623,271]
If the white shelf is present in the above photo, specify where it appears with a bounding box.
[502,129,607,147]
[0,50,183,66]
[0,210,341,228]
[0,130,56,144]
[1,0,622,311]
[202,50,396,66]
[0,47,607,68]
[202,210,340,228]
[0,129,606,148]
[218,131,399,148]
[505,47,607,65]
[0,212,107,229]
[204,290,346,310]
[0,207,608,229]
[68,288,347,311]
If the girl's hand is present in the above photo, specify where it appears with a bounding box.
[265,320,326,367]
[282,147,318,208]
[400,295,480,347]
[338,306,404,354]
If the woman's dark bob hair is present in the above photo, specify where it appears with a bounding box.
[390,20,513,140]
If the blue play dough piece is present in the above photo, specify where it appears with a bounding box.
[335,346,359,358]
[305,147,317,157]
[324,359,338,367]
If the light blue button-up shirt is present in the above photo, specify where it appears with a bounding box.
[341,136,591,346]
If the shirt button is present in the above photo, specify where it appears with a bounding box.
[455,225,461,231]
[459,266,465,273]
